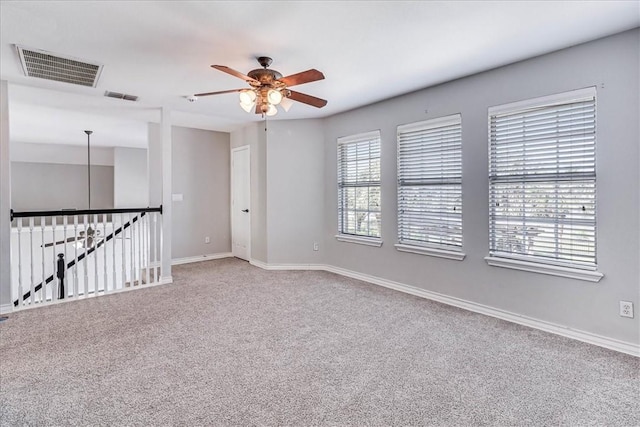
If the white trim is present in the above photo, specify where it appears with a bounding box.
[488,86,596,115]
[172,252,233,266]
[249,259,325,271]
[395,244,466,261]
[0,303,13,315]
[397,113,461,134]
[337,129,381,145]
[248,261,637,357]
[335,234,383,247]
[159,276,173,285]
[484,256,603,282]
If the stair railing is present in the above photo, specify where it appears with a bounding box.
[9,206,162,309]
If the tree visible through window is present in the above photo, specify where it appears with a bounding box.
[338,131,381,238]
[488,88,597,269]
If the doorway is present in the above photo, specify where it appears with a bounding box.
[231,146,250,261]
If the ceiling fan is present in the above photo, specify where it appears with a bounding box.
[193,57,327,116]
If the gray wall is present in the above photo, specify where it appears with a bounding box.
[11,142,114,166]
[11,162,114,211]
[321,29,639,344]
[266,119,325,264]
[171,126,231,259]
[114,147,148,208]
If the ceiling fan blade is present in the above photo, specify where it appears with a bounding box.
[287,90,328,108]
[211,65,259,84]
[194,89,244,97]
[278,69,325,87]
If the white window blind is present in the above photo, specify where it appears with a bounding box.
[488,88,597,269]
[397,115,463,250]
[338,131,381,238]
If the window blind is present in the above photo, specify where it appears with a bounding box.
[338,131,381,238]
[397,115,462,250]
[488,88,597,269]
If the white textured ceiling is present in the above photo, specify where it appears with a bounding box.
[1,1,638,148]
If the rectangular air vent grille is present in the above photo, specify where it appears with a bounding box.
[104,91,139,102]
[17,46,102,87]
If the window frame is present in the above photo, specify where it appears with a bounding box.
[486,87,602,282]
[336,130,382,246]
[395,114,465,260]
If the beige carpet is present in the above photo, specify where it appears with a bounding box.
[1,257,638,426]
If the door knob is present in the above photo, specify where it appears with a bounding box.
[241,209,249,213]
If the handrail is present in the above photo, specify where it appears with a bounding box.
[10,206,162,220]
[13,211,151,306]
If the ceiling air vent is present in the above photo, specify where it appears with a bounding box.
[16,45,103,87]
[104,91,139,102]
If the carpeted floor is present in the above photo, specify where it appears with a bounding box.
[1,257,638,426]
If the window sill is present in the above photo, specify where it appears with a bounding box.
[484,256,603,282]
[335,234,383,247]
[395,244,465,261]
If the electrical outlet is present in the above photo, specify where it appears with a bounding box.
[620,301,634,318]
[205,236,210,244]
[313,242,319,251]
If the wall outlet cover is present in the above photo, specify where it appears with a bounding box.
[620,301,634,318]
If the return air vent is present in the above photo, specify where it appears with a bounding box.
[104,91,139,102]
[16,45,103,87]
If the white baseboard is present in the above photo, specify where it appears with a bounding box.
[0,303,13,315]
[249,261,640,357]
[250,259,325,271]
[172,253,233,266]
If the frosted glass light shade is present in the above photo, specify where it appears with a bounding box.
[239,101,254,113]
[239,89,257,105]
[266,104,278,116]
[267,89,283,105]
[280,97,293,112]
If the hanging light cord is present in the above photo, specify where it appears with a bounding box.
[85,130,93,210]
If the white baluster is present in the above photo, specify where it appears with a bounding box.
[73,216,79,299]
[51,216,57,301]
[63,215,68,300]
[83,214,89,297]
[121,213,126,289]
[94,214,99,295]
[137,213,142,284]
[153,213,158,284]
[40,217,45,303]
[145,214,150,286]
[159,213,163,282]
[130,213,135,286]
[17,218,23,307]
[29,217,34,305]
[103,213,108,293]
[112,215,117,291]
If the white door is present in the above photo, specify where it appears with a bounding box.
[231,146,251,261]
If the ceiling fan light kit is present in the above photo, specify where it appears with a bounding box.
[194,56,327,117]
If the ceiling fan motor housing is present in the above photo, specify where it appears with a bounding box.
[247,68,284,86]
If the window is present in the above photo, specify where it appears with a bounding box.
[337,131,381,244]
[488,87,600,278]
[396,115,464,259]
